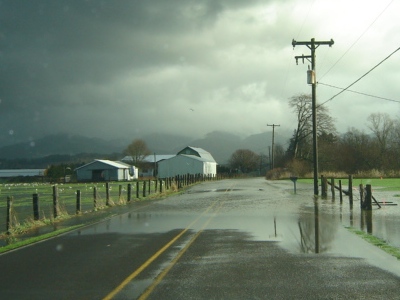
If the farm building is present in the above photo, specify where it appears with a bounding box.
[157,146,217,178]
[75,160,138,182]
[121,154,175,177]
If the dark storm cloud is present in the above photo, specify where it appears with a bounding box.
[0,0,399,145]
[0,0,265,111]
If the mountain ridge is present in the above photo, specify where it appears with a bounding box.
[0,131,291,165]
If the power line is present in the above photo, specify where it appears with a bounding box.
[318,46,400,107]
[319,0,395,81]
[318,82,400,104]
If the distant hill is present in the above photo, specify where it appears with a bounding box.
[0,131,291,165]
[0,133,125,160]
[139,131,291,164]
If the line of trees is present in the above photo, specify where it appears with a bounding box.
[228,93,400,177]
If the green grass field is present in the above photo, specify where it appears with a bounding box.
[297,177,400,192]
[0,181,160,234]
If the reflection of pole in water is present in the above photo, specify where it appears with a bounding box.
[270,217,282,240]
[350,208,354,227]
[339,201,343,222]
[314,199,320,254]
[361,210,373,234]
[297,200,320,254]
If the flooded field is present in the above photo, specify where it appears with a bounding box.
[289,182,400,250]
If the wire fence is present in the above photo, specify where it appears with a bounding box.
[1,174,223,235]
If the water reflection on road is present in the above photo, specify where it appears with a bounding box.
[74,178,400,276]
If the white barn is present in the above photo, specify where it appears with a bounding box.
[75,159,138,182]
[158,146,217,178]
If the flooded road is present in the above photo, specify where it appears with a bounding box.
[1,178,399,299]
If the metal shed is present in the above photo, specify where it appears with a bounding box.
[158,146,217,178]
[75,159,137,182]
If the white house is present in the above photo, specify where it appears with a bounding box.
[75,159,138,182]
[157,146,217,178]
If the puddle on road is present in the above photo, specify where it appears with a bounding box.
[187,188,243,193]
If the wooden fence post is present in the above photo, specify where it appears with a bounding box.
[359,184,364,209]
[106,182,110,206]
[348,175,353,208]
[330,178,335,198]
[143,181,147,197]
[148,180,151,195]
[321,175,327,198]
[76,190,81,214]
[127,183,132,202]
[159,179,163,193]
[136,181,140,198]
[53,185,60,218]
[339,180,343,204]
[93,186,98,209]
[119,185,122,202]
[6,196,13,234]
[33,193,40,220]
[364,184,372,210]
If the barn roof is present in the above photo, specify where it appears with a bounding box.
[177,146,216,163]
[121,155,175,163]
[75,159,131,171]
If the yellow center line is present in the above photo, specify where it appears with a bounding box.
[138,201,225,300]
[102,200,220,300]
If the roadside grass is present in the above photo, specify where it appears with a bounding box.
[0,225,84,254]
[0,180,189,249]
[346,227,400,260]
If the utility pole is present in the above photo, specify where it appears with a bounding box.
[267,124,280,170]
[268,146,271,170]
[292,38,334,196]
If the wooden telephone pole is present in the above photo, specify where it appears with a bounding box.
[292,38,334,196]
[267,124,280,170]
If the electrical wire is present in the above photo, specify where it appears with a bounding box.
[318,82,400,104]
[318,46,400,107]
[318,0,394,81]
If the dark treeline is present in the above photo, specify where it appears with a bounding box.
[273,94,400,177]
[0,153,122,169]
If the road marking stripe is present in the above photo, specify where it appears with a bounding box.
[102,200,220,300]
[138,201,225,300]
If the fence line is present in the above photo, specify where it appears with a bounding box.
[2,174,221,234]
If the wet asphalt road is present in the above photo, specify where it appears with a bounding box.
[0,178,400,299]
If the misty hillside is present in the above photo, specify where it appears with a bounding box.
[0,131,291,165]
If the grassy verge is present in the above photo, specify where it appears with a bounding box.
[346,227,400,260]
[0,225,84,254]
[297,177,400,191]
[0,183,189,251]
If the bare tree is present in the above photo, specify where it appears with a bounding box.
[229,149,260,173]
[337,128,377,173]
[287,94,336,160]
[367,113,394,152]
[123,139,151,166]
[367,113,396,170]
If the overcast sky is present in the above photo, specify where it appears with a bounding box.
[1,0,399,146]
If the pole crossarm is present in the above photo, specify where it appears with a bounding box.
[292,39,334,49]
[295,55,312,65]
